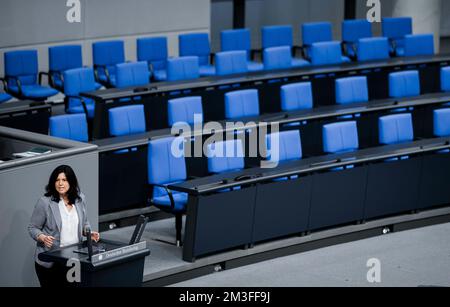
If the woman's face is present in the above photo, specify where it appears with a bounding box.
[55,173,70,197]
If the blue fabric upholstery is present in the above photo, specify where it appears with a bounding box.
[434,109,450,137]
[389,70,420,98]
[0,92,12,103]
[92,40,125,86]
[215,51,248,76]
[115,61,150,88]
[382,17,413,55]
[64,68,97,118]
[49,45,83,90]
[265,130,302,163]
[225,89,260,119]
[342,19,372,57]
[4,50,58,100]
[261,25,293,49]
[49,114,88,142]
[403,34,435,57]
[310,41,350,66]
[168,96,203,127]
[302,22,333,46]
[280,82,313,111]
[179,33,215,77]
[166,56,200,82]
[148,137,187,212]
[137,37,168,81]
[263,46,310,70]
[207,139,245,174]
[323,121,359,153]
[441,67,450,92]
[108,105,146,137]
[335,76,369,105]
[357,37,390,62]
[379,113,414,145]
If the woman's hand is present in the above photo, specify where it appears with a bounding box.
[38,234,55,248]
[91,231,100,243]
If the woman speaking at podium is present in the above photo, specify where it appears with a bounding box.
[28,165,100,287]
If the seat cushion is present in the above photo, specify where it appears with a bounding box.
[199,65,216,77]
[153,70,167,81]
[247,61,264,72]
[292,58,311,68]
[67,100,95,119]
[10,85,58,99]
[0,93,12,103]
[152,192,188,212]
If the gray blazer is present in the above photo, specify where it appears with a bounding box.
[28,194,91,268]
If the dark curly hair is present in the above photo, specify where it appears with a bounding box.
[45,165,81,205]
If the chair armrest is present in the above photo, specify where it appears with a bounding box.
[0,77,7,92]
[341,42,357,61]
[94,64,111,84]
[150,183,176,210]
[65,95,89,116]
[38,71,50,85]
[5,76,23,96]
[388,38,397,57]
[302,45,311,61]
[48,70,63,88]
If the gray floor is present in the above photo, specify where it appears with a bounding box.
[171,222,450,287]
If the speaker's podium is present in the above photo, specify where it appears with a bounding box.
[39,216,150,287]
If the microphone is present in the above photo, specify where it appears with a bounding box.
[84,226,93,261]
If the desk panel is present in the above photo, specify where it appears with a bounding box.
[418,151,450,209]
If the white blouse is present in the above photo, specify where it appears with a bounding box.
[58,200,79,247]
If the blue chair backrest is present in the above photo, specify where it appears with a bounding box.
[225,89,260,119]
[261,25,293,49]
[148,137,187,185]
[166,56,200,82]
[207,139,245,174]
[378,113,414,145]
[382,17,412,40]
[168,96,203,126]
[357,37,390,62]
[263,46,292,70]
[389,70,420,98]
[63,67,97,96]
[302,22,333,46]
[179,33,211,66]
[280,82,313,111]
[403,34,434,57]
[323,121,359,153]
[92,40,125,71]
[441,67,450,92]
[137,37,168,71]
[433,109,450,137]
[310,41,344,66]
[221,28,252,59]
[4,50,38,85]
[115,61,150,88]
[342,19,372,43]
[49,45,83,73]
[266,130,302,163]
[335,76,369,105]
[215,50,248,76]
[108,104,146,137]
[49,114,88,142]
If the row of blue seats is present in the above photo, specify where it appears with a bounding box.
[0,17,434,103]
[48,66,450,136]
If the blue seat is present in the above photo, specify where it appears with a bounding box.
[225,89,260,119]
[323,121,359,154]
[220,28,263,72]
[356,37,390,62]
[266,130,302,163]
[148,137,188,246]
[49,114,88,142]
[378,113,414,145]
[280,82,313,111]
[92,40,125,88]
[115,61,150,88]
[441,67,450,92]
[63,68,97,118]
[382,17,413,56]
[108,104,146,137]
[342,19,372,59]
[403,34,435,57]
[389,70,420,98]
[263,46,309,70]
[207,139,245,174]
[4,50,58,101]
[215,51,248,76]
[166,56,200,82]
[168,96,203,127]
[335,76,369,105]
[434,109,450,137]
[179,33,215,77]
[310,41,351,66]
[137,37,168,82]
[261,25,293,50]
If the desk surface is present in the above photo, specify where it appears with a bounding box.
[168,137,450,195]
[82,54,450,101]
[0,100,50,115]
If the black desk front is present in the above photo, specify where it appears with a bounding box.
[83,54,450,139]
[0,100,50,134]
[167,138,450,262]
